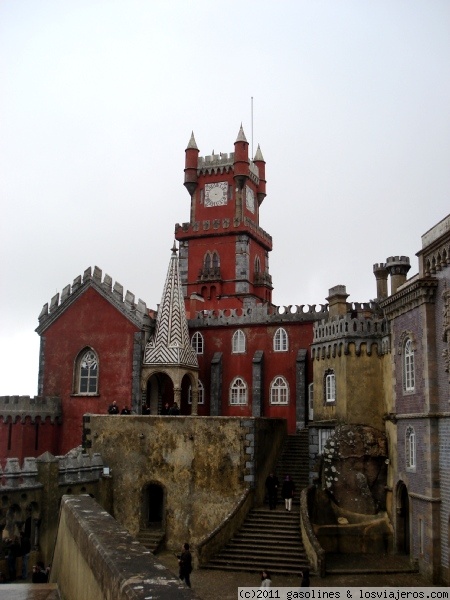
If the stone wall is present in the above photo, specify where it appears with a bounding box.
[51,494,199,600]
[83,415,286,555]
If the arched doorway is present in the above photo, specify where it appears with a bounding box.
[142,483,164,529]
[145,374,174,415]
[396,481,410,555]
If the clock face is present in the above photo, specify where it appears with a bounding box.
[205,182,228,207]
[245,185,255,213]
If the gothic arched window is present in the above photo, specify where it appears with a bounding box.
[191,332,204,355]
[274,327,288,352]
[403,338,415,392]
[406,426,416,470]
[270,376,289,404]
[254,255,261,273]
[229,377,247,405]
[76,348,98,394]
[188,380,204,404]
[232,330,246,354]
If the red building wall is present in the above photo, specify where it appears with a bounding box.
[41,287,140,454]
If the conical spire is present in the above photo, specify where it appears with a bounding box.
[235,123,248,143]
[253,144,264,162]
[186,131,198,150]
[143,243,198,369]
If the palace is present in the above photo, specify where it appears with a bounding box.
[1,127,449,584]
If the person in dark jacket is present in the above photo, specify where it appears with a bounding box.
[282,474,295,511]
[178,543,192,588]
[108,401,119,414]
[20,531,31,580]
[265,472,279,509]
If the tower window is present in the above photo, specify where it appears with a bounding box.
[270,376,289,404]
[406,426,416,470]
[191,332,204,355]
[76,348,98,394]
[325,371,335,403]
[229,377,247,405]
[308,383,314,421]
[273,327,288,352]
[403,338,415,392]
[232,330,246,354]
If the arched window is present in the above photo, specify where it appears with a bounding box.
[274,327,288,352]
[229,377,247,405]
[212,251,220,269]
[191,332,204,355]
[406,426,416,470]
[308,383,314,420]
[232,330,246,354]
[188,380,204,404]
[204,252,212,271]
[76,348,98,394]
[325,371,335,403]
[254,255,261,273]
[270,376,289,404]
[403,338,415,392]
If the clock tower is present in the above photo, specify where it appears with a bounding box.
[175,125,273,313]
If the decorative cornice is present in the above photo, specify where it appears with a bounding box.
[380,277,438,319]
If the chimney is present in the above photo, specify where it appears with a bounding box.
[326,285,349,318]
[373,263,388,300]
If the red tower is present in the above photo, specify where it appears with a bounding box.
[176,126,273,314]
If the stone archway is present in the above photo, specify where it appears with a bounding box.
[396,481,410,555]
[145,373,174,415]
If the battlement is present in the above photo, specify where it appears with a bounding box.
[175,216,272,248]
[0,395,61,423]
[36,266,152,333]
[197,153,260,182]
[0,448,104,489]
[189,302,328,326]
[312,311,389,357]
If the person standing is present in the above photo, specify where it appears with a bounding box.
[260,569,272,587]
[20,531,31,580]
[282,474,295,511]
[265,472,279,510]
[108,401,119,414]
[178,543,192,588]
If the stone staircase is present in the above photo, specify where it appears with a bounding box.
[203,431,310,575]
[136,528,165,554]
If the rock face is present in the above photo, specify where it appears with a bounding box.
[321,425,388,514]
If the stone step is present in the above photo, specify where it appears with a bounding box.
[136,529,165,554]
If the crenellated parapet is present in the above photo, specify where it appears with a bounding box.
[197,153,260,184]
[175,217,272,249]
[57,446,104,485]
[36,266,153,334]
[0,457,42,490]
[189,302,328,327]
[0,448,104,490]
[0,395,61,423]
[311,312,389,358]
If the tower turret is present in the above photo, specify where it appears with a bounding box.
[233,124,249,190]
[253,144,266,205]
[327,285,349,318]
[373,263,389,300]
[184,132,199,197]
[386,256,411,295]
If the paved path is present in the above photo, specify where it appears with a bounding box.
[157,552,437,600]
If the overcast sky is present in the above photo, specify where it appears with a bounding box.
[1,1,449,396]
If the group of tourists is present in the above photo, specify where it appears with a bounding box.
[265,472,296,511]
[107,401,181,415]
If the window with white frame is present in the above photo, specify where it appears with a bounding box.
[232,329,246,354]
[76,349,98,394]
[270,376,289,404]
[191,331,204,355]
[229,377,247,405]
[325,371,336,403]
[319,428,334,454]
[406,426,416,470]
[188,380,204,404]
[308,383,314,421]
[403,338,415,392]
[273,327,288,352]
